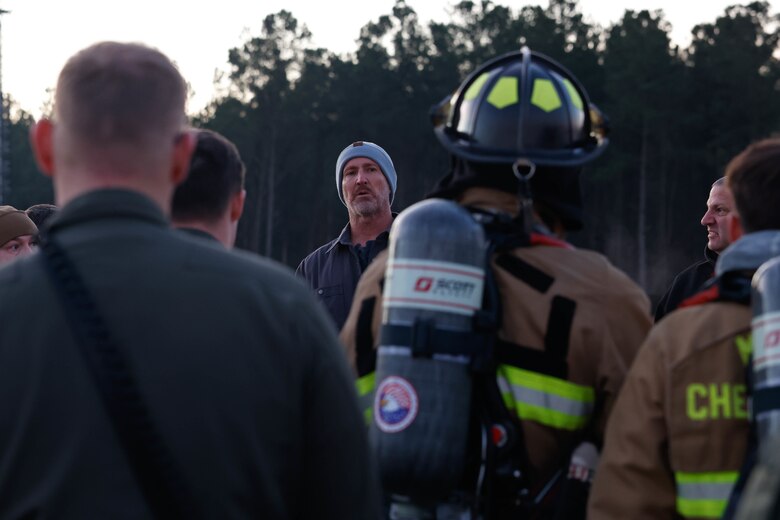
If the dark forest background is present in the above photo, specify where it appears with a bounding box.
[3,0,779,303]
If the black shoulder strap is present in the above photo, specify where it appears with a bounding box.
[495,253,554,294]
[493,252,576,371]
[545,296,577,361]
[40,235,197,520]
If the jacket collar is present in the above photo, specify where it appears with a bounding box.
[716,230,780,275]
[47,189,168,234]
[326,214,396,253]
[704,246,719,265]
[333,222,353,249]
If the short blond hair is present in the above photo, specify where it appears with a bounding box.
[55,42,187,165]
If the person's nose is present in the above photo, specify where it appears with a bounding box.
[701,210,713,227]
[19,244,35,257]
[355,169,368,184]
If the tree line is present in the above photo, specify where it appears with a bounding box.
[4,0,779,302]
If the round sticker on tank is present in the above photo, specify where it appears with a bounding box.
[374,376,419,433]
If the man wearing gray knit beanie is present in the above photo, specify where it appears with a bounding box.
[0,206,38,265]
[297,140,397,330]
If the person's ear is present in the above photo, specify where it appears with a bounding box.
[171,130,196,186]
[728,213,744,242]
[30,119,55,177]
[230,189,246,223]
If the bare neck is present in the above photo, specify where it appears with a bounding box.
[349,211,393,246]
[54,172,174,216]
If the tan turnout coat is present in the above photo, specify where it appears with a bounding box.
[589,299,752,520]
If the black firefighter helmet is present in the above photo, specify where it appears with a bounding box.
[429,47,609,230]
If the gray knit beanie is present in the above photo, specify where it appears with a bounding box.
[335,141,397,206]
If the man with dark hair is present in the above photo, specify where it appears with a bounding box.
[0,41,378,518]
[0,206,37,265]
[655,177,735,321]
[296,140,397,330]
[171,129,246,247]
[25,203,58,229]
[590,137,780,519]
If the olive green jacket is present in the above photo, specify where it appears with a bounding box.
[0,189,379,519]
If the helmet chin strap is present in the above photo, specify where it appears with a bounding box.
[512,158,536,234]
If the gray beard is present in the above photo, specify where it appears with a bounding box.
[350,198,383,218]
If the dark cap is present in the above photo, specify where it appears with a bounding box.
[0,206,38,246]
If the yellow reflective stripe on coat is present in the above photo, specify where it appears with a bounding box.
[675,471,738,518]
[356,372,376,425]
[497,365,594,430]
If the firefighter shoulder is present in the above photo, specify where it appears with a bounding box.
[340,185,652,482]
[588,295,752,519]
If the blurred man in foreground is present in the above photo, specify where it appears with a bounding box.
[0,41,378,518]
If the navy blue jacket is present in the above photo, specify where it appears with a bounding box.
[296,222,390,331]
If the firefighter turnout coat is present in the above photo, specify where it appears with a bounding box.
[339,187,652,484]
[589,230,780,520]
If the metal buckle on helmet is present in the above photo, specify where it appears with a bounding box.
[512,159,536,235]
[512,158,536,182]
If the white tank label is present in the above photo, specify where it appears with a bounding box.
[383,259,485,316]
[753,311,780,371]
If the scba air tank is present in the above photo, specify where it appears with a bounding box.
[372,198,487,500]
[752,257,780,443]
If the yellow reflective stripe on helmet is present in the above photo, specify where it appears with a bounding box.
[530,79,562,112]
[356,372,376,426]
[562,79,583,110]
[497,365,594,430]
[486,77,519,109]
[464,73,490,101]
[675,471,738,518]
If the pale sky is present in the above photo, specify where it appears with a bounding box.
[1,0,775,118]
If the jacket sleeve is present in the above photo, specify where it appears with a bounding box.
[588,327,677,519]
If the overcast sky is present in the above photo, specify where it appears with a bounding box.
[1,0,775,118]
